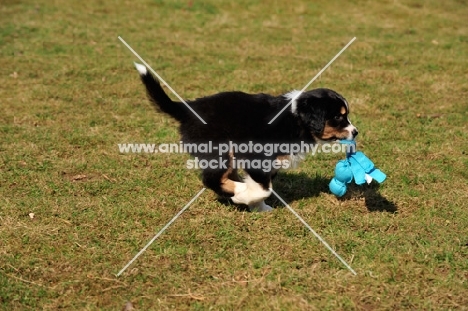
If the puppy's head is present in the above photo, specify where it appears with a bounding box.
[288,88,358,141]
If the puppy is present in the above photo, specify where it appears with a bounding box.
[134,63,358,212]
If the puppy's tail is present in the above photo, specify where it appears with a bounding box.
[134,62,188,122]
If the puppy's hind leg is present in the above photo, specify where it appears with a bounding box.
[202,167,238,198]
[202,164,273,212]
[231,171,273,212]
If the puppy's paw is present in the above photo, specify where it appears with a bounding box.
[249,201,273,213]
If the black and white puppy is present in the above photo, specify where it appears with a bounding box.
[134,63,358,212]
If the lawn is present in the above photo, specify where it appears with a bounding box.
[1,0,468,310]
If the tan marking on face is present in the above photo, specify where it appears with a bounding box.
[319,121,352,140]
[340,106,347,115]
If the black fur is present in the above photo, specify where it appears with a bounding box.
[139,71,188,122]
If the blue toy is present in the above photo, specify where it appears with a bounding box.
[329,140,386,197]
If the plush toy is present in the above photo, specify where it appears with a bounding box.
[329,140,386,197]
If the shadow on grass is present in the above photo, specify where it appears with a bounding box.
[340,183,398,213]
[217,171,397,213]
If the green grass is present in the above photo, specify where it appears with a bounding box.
[1,0,468,309]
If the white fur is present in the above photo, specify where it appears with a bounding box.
[338,98,359,139]
[231,175,272,212]
[344,124,358,140]
[343,99,356,136]
[134,62,147,75]
[284,90,302,114]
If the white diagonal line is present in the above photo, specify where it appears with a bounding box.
[268,37,356,124]
[116,188,206,277]
[118,36,207,124]
[270,188,357,275]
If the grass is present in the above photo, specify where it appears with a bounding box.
[1,0,468,309]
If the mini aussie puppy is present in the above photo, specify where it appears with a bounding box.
[134,63,358,212]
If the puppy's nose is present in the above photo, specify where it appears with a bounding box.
[352,128,359,137]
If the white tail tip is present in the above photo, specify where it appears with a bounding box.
[134,62,147,75]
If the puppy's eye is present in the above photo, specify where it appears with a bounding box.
[334,115,343,121]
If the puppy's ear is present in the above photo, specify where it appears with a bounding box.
[296,100,326,135]
[308,107,326,134]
